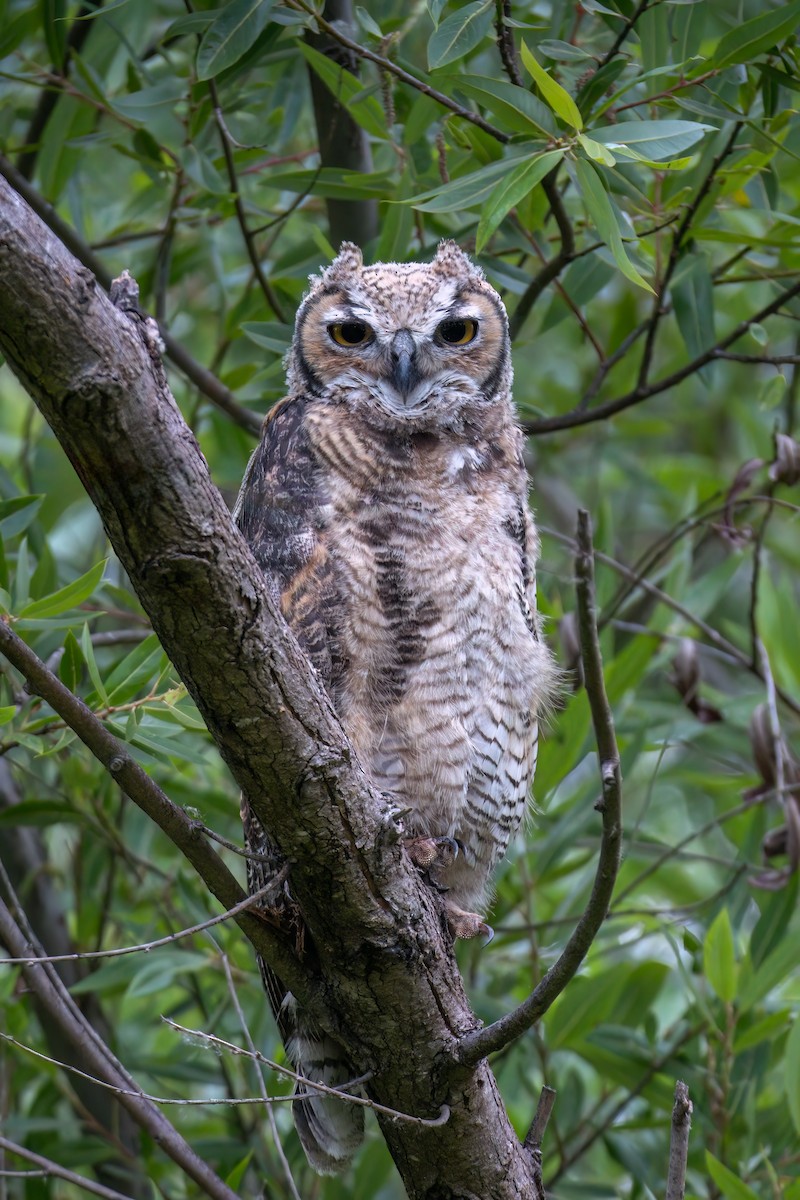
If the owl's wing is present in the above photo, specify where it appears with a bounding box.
[234,395,342,692]
[234,397,363,1172]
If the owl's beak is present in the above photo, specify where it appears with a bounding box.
[390,329,421,401]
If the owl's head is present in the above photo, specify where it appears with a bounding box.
[287,241,512,431]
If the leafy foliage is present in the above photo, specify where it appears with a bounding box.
[0,0,799,1197]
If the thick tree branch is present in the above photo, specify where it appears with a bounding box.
[0,171,542,1199]
[457,510,622,1067]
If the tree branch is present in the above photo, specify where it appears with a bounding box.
[457,510,622,1067]
[0,888,239,1200]
[523,277,800,435]
[0,619,303,993]
[0,1136,131,1200]
[666,1081,693,1200]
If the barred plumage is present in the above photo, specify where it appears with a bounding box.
[234,241,557,1173]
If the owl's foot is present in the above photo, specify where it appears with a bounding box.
[404,835,459,869]
[445,902,494,944]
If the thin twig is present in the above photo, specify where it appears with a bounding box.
[0,895,239,1200]
[636,123,743,394]
[666,1081,693,1200]
[208,83,287,322]
[0,876,284,966]
[457,511,622,1067]
[0,1137,131,1200]
[218,949,302,1200]
[163,1020,450,1129]
[510,171,576,340]
[523,277,800,435]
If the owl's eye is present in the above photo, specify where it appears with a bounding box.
[329,322,372,347]
[437,319,479,346]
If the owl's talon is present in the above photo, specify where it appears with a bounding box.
[446,902,493,942]
[405,835,458,869]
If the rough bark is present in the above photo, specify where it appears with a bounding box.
[0,175,541,1197]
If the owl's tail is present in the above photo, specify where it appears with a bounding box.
[267,968,365,1174]
[243,801,364,1173]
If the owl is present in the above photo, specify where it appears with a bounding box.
[234,240,557,1173]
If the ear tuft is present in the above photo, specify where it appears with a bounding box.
[434,240,484,280]
[322,242,364,282]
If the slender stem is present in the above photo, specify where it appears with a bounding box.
[666,1082,693,1200]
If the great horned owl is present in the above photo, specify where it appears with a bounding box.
[234,241,557,1173]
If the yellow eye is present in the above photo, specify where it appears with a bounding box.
[437,319,479,346]
[329,321,372,347]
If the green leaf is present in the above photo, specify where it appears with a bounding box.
[786,1015,800,1136]
[59,630,84,693]
[298,42,388,140]
[577,133,616,165]
[196,0,276,81]
[710,0,800,70]
[704,908,738,1004]
[0,705,16,725]
[18,560,106,620]
[0,495,44,538]
[671,249,715,385]
[408,151,532,212]
[475,148,565,251]
[590,119,711,161]
[705,1153,759,1200]
[81,623,109,707]
[427,0,493,70]
[105,636,164,705]
[520,41,583,130]
[739,934,800,1012]
[573,158,654,293]
[444,74,554,136]
[0,799,88,827]
[750,876,798,967]
[261,168,393,199]
[41,0,67,67]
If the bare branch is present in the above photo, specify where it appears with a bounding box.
[523,277,800,435]
[0,893,239,1200]
[457,510,622,1067]
[0,877,283,966]
[666,1081,693,1200]
[0,1137,131,1200]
